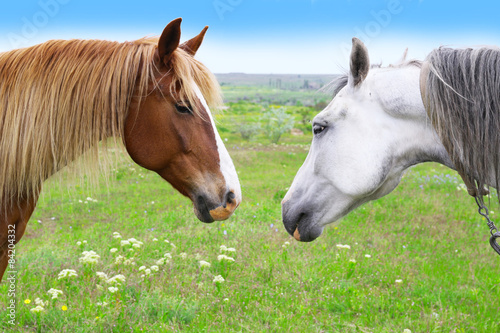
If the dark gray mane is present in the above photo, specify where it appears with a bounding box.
[422,46,500,197]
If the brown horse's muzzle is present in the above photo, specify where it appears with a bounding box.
[193,189,240,223]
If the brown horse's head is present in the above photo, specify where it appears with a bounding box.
[124,18,241,223]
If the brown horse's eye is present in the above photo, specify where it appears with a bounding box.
[175,103,192,114]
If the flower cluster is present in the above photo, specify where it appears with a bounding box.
[120,238,144,249]
[219,245,236,253]
[199,260,211,268]
[30,305,45,313]
[114,255,135,266]
[213,275,225,283]
[47,288,63,300]
[78,197,98,203]
[217,254,235,262]
[336,244,351,250]
[139,265,159,278]
[79,250,100,264]
[108,287,119,293]
[29,297,48,313]
[58,269,78,280]
[106,274,126,286]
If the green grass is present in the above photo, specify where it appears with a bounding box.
[2,108,500,332]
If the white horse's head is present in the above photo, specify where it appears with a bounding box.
[282,38,452,242]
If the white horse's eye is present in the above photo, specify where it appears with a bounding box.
[313,124,326,135]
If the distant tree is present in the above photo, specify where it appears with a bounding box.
[261,108,295,144]
[237,122,261,141]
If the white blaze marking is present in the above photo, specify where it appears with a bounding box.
[191,83,242,202]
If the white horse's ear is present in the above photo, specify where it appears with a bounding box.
[399,48,409,63]
[349,37,370,87]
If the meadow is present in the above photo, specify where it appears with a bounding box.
[1,76,499,332]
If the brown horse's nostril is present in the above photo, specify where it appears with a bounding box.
[226,191,236,204]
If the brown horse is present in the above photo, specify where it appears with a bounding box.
[0,18,241,281]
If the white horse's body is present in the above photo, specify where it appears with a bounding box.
[282,39,458,242]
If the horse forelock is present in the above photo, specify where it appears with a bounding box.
[422,46,500,196]
[168,47,223,115]
[0,36,221,207]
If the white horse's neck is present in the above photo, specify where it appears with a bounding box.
[369,65,455,171]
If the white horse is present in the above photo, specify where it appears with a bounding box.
[282,38,500,242]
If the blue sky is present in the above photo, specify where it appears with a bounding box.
[1,0,499,73]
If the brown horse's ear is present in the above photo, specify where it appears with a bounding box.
[180,26,209,56]
[158,18,182,64]
[349,37,370,87]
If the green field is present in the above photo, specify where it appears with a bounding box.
[1,77,500,332]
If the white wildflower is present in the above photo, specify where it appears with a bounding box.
[226,247,236,253]
[365,254,372,258]
[155,258,166,265]
[112,232,122,239]
[79,250,100,264]
[76,241,82,246]
[150,265,159,272]
[403,330,412,333]
[96,301,108,307]
[217,254,235,262]
[110,248,118,253]
[108,287,119,293]
[145,268,151,275]
[120,240,130,247]
[152,238,158,242]
[336,244,351,249]
[34,298,48,306]
[179,252,187,259]
[199,260,211,268]
[164,253,172,259]
[47,288,63,300]
[106,274,126,285]
[30,305,45,313]
[213,275,225,283]
[128,238,143,247]
[219,245,228,253]
[114,255,124,264]
[96,272,109,280]
[57,269,78,280]
[138,266,146,271]
[395,279,403,284]
[349,259,356,263]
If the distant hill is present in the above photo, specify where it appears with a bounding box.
[215,73,338,91]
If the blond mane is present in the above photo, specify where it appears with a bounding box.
[0,37,222,207]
